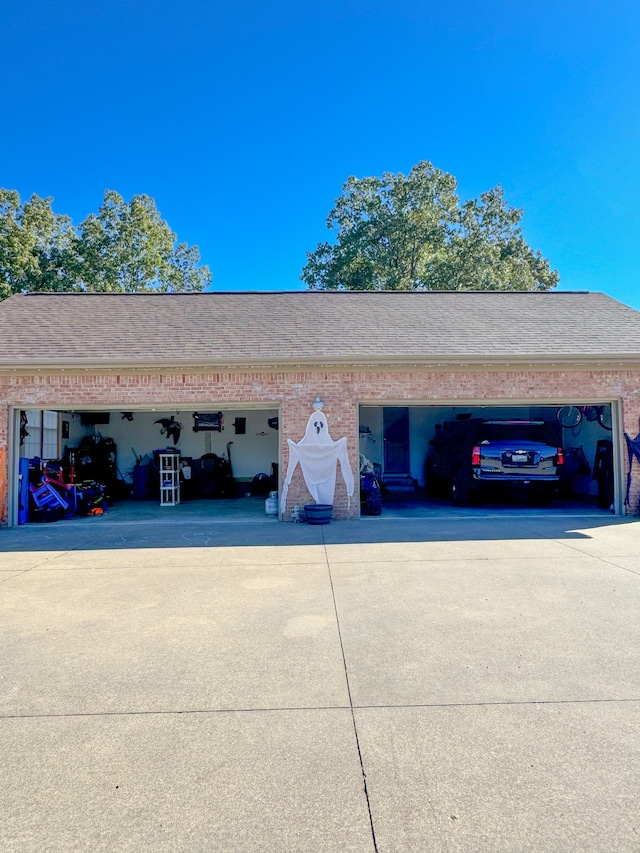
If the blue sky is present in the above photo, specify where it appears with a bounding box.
[2,0,639,306]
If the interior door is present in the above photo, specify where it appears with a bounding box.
[383,407,410,472]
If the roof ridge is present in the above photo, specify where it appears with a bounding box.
[17,289,594,297]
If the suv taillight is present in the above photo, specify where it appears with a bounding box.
[471,446,481,466]
[556,448,564,466]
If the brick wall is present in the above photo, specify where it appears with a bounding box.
[1,365,639,522]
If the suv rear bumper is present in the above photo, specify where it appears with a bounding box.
[473,472,559,482]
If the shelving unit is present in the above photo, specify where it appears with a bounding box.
[159,453,180,506]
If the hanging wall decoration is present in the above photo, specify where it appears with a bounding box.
[192,412,224,432]
[155,415,182,445]
[19,411,29,445]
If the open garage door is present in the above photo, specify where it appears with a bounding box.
[359,403,617,516]
[11,406,280,526]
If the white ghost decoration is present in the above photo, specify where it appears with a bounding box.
[281,411,354,514]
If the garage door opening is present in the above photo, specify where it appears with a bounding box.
[13,406,280,526]
[359,404,616,515]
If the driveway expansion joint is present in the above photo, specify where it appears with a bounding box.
[3,697,639,722]
[322,526,379,853]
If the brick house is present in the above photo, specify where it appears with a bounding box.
[1,290,640,525]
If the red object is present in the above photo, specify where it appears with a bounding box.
[471,446,481,466]
[43,463,66,487]
[556,448,564,466]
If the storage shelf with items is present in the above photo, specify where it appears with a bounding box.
[159,453,180,506]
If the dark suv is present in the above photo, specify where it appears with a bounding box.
[425,416,564,506]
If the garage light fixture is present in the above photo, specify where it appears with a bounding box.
[312,395,325,411]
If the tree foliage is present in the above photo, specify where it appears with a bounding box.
[0,189,211,300]
[301,161,559,292]
[0,190,77,300]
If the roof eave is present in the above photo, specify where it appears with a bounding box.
[1,352,639,372]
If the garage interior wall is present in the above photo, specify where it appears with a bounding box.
[58,408,279,483]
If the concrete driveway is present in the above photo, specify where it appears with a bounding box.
[1,512,639,852]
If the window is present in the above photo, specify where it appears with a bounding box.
[21,410,59,460]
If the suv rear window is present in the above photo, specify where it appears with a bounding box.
[478,420,560,444]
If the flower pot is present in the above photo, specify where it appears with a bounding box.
[304,504,333,525]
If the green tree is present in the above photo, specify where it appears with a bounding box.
[301,161,559,292]
[75,191,210,293]
[0,190,78,300]
[0,190,211,300]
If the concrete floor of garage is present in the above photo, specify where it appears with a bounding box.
[16,490,612,528]
[1,512,639,852]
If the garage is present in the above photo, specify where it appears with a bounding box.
[2,290,640,525]
[14,405,279,524]
[359,402,617,513]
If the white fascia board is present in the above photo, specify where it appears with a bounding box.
[1,352,640,372]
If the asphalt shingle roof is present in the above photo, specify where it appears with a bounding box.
[1,291,639,368]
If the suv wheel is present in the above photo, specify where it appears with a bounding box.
[451,473,472,507]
